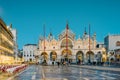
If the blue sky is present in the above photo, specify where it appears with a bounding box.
[0,0,120,49]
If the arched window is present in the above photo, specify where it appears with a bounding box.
[61,39,73,48]
[116,41,120,46]
[53,47,55,49]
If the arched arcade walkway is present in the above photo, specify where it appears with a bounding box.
[50,51,57,61]
[76,51,84,64]
[86,51,94,63]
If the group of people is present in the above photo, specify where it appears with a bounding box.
[52,61,70,68]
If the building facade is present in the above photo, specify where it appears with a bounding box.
[9,25,18,63]
[104,35,120,51]
[23,44,37,62]
[36,24,106,64]
[104,35,120,62]
[0,18,14,64]
[17,49,23,64]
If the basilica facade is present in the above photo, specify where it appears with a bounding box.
[35,24,106,64]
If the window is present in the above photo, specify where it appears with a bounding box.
[44,47,46,49]
[116,41,120,46]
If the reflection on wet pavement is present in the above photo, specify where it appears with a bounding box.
[11,65,120,80]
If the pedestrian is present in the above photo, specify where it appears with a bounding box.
[68,60,71,65]
[63,61,66,67]
[52,61,54,66]
[61,61,65,68]
[61,61,63,68]
[57,62,60,68]
[63,61,68,69]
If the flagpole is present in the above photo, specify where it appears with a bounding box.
[89,24,90,51]
[44,24,45,52]
[66,23,68,61]
[43,24,46,64]
[89,24,91,63]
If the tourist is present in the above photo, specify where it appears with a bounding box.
[52,61,54,66]
[57,61,60,68]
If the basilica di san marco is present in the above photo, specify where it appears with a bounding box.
[35,24,106,65]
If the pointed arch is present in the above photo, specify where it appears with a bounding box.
[60,38,73,49]
[50,51,57,61]
[61,49,72,56]
[76,51,84,62]
[41,52,48,61]
[86,51,94,62]
[96,51,102,62]
[61,49,72,61]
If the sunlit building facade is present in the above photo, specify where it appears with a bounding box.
[104,35,120,62]
[23,44,37,62]
[0,18,14,64]
[10,27,18,63]
[36,24,106,64]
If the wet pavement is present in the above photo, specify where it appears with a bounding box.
[8,65,120,80]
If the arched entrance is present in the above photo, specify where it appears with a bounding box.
[61,49,72,62]
[60,38,73,63]
[76,51,84,64]
[96,51,102,62]
[41,52,48,64]
[110,57,115,62]
[116,54,120,61]
[29,58,32,62]
[115,49,120,62]
[102,51,107,62]
[50,51,57,61]
[109,51,115,62]
[86,51,94,63]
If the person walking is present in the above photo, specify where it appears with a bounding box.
[52,61,54,66]
[57,61,60,68]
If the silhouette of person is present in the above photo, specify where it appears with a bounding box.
[57,62,60,68]
[52,61,54,66]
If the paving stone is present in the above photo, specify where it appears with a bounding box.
[6,65,120,80]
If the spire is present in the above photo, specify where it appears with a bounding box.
[53,36,55,39]
[49,28,52,36]
[84,27,87,34]
[78,35,80,39]
[50,32,52,36]
[39,35,44,41]
[93,32,96,40]
[10,24,12,28]
[66,21,69,30]
[94,32,96,36]
[48,28,53,41]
